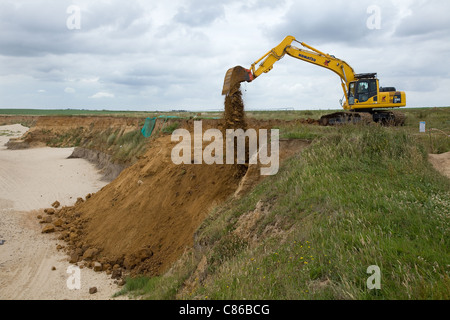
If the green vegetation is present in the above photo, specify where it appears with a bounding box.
[0,108,217,119]
[115,108,449,300]
[246,109,339,121]
[278,124,333,140]
[0,108,167,117]
[0,129,22,137]
[162,122,181,134]
[45,126,150,164]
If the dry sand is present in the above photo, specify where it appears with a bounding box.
[429,152,450,179]
[0,124,124,300]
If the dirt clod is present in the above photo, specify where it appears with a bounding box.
[41,225,55,234]
[93,262,102,272]
[44,208,55,215]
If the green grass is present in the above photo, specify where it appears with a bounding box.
[116,122,450,300]
[278,124,334,141]
[0,108,216,119]
[43,125,149,164]
[402,108,450,154]
[162,122,180,134]
[0,130,22,137]
[246,109,339,121]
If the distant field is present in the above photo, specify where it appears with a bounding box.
[1,107,449,121]
[0,108,197,118]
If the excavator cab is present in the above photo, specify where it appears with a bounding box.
[222,66,254,95]
[348,73,379,106]
[349,78,378,105]
[348,73,405,110]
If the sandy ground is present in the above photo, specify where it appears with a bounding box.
[429,152,450,179]
[0,124,125,300]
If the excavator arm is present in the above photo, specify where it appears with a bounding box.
[222,35,406,121]
[222,35,356,102]
[251,36,355,82]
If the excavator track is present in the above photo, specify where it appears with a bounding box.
[319,111,406,126]
[372,111,406,126]
[319,112,373,126]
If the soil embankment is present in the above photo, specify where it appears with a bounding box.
[6,116,144,149]
[43,117,310,278]
[2,114,312,288]
[68,148,125,182]
[56,133,247,276]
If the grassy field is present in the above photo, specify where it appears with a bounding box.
[0,108,213,119]
[113,107,449,300]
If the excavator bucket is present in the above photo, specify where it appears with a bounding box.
[222,66,253,95]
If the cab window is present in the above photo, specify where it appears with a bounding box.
[356,79,377,103]
[357,81,369,102]
[348,82,356,105]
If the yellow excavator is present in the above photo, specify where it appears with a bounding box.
[222,35,406,125]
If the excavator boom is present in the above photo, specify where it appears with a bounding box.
[222,35,406,122]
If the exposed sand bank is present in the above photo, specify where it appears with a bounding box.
[0,124,124,300]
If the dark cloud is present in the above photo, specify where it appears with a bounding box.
[0,0,150,57]
[0,1,73,56]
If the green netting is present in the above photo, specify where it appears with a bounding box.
[141,116,183,138]
[141,115,221,138]
[141,117,157,138]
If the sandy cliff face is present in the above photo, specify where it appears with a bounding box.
[2,115,311,279]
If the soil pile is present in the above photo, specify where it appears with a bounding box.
[51,134,245,276]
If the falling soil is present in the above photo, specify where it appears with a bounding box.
[224,83,247,130]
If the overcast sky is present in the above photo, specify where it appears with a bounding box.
[0,0,449,111]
